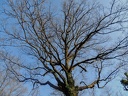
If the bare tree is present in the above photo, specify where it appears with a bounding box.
[0,55,27,96]
[0,76,27,96]
[89,86,127,96]
[1,0,128,96]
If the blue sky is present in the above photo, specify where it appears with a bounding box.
[0,0,128,96]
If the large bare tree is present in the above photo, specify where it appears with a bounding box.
[1,0,128,96]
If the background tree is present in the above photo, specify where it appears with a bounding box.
[0,74,27,96]
[1,0,128,96]
[0,51,27,96]
[121,72,128,90]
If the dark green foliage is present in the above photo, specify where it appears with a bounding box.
[121,72,128,90]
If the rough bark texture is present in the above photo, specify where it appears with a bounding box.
[63,73,78,96]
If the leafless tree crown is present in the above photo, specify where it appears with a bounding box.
[1,0,128,96]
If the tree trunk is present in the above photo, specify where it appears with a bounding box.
[64,88,78,96]
[63,73,79,96]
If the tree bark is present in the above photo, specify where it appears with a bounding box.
[62,73,79,96]
[62,85,78,96]
[64,90,78,96]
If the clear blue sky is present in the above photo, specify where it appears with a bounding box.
[0,0,128,96]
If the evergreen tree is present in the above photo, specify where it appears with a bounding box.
[121,72,128,90]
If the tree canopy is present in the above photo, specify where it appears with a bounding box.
[1,0,128,96]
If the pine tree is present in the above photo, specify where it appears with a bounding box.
[121,72,128,90]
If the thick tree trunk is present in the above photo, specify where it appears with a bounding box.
[62,72,79,96]
[64,88,78,96]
